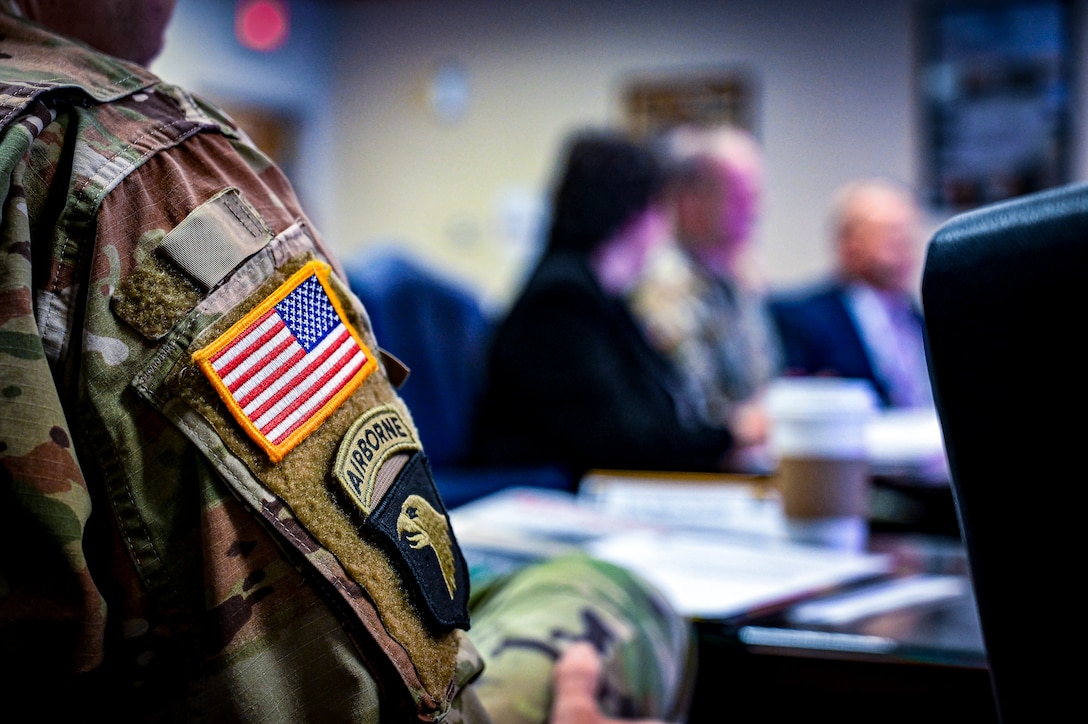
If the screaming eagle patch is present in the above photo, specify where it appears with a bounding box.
[192,260,377,462]
[335,412,470,632]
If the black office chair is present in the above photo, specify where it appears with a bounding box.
[922,182,1087,723]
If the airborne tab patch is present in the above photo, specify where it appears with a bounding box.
[334,404,420,515]
[192,260,377,462]
[361,450,470,632]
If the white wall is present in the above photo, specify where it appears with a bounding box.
[153,0,1088,310]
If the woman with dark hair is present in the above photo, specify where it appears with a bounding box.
[471,129,737,482]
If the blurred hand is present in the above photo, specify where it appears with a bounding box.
[729,398,769,448]
[716,398,772,474]
[549,642,667,724]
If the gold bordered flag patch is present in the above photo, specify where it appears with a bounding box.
[193,260,377,462]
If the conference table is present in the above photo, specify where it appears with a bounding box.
[451,463,996,724]
[686,529,994,723]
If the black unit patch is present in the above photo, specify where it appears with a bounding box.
[365,451,470,632]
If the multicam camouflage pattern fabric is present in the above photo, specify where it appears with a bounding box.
[629,243,781,428]
[0,12,480,721]
[469,553,695,724]
[0,10,691,723]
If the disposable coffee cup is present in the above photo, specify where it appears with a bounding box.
[765,377,878,551]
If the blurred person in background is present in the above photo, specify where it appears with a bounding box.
[768,178,932,409]
[472,129,744,481]
[0,3,690,721]
[629,124,781,472]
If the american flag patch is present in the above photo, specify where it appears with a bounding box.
[193,260,377,462]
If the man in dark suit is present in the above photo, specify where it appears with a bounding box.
[769,179,932,409]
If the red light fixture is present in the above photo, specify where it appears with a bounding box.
[236,0,290,52]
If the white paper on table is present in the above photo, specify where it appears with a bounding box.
[786,573,969,625]
[866,408,949,480]
[450,487,659,558]
[586,529,892,620]
[578,473,787,538]
[452,485,893,621]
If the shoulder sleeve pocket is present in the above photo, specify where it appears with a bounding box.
[126,223,473,721]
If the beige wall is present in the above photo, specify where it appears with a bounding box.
[158,0,1088,310]
[328,0,931,308]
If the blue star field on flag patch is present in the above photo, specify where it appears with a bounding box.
[276,274,340,352]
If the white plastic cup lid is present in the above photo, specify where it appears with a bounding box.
[766,377,878,458]
[765,377,878,421]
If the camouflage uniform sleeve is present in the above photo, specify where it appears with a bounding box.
[0,115,107,680]
[93,130,487,720]
[468,553,696,724]
[1,50,487,719]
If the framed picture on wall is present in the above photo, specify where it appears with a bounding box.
[917,0,1076,213]
[620,69,759,141]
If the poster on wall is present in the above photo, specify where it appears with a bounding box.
[917,0,1075,213]
[621,69,759,141]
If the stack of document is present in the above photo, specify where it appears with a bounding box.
[451,482,892,620]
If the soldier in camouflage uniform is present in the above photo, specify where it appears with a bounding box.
[628,126,781,468]
[0,3,691,722]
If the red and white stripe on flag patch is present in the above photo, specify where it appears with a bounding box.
[193,260,377,462]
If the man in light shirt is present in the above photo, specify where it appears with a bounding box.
[769,178,932,409]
